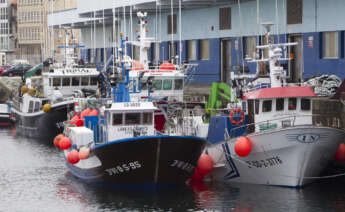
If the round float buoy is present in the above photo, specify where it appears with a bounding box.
[79,147,90,160]
[28,88,36,97]
[88,109,99,116]
[190,168,205,182]
[75,119,84,127]
[334,143,345,162]
[197,154,214,175]
[159,62,176,70]
[43,104,51,113]
[234,137,252,157]
[21,85,28,94]
[53,134,64,147]
[67,150,80,164]
[59,137,71,150]
[69,115,80,125]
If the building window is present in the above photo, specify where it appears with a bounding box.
[219,7,231,30]
[287,0,302,24]
[167,14,176,34]
[153,43,160,62]
[168,41,177,61]
[322,31,338,59]
[200,40,210,60]
[187,40,197,61]
[245,36,256,59]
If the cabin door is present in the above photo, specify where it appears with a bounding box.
[221,39,232,84]
[247,100,255,133]
[288,35,303,83]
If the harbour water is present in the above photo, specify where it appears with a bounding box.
[1,127,345,212]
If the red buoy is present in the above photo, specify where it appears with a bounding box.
[75,119,84,127]
[190,168,205,182]
[334,143,345,162]
[159,62,176,70]
[53,134,64,148]
[80,108,92,120]
[59,137,72,150]
[69,115,80,125]
[197,154,214,175]
[234,137,252,157]
[79,147,90,160]
[67,150,80,164]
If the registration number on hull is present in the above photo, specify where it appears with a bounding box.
[105,161,142,176]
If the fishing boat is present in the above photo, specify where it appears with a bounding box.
[57,29,206,187]
[202,24,345,187]
[10,56,99,141]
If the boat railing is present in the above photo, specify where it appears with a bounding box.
[228,114,343,139]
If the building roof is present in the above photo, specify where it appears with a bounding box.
[243,86,316,100]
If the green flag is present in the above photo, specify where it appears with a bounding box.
[24,63,43,79]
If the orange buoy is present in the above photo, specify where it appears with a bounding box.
[53,134,64,148]
[67,150,80,164]
[197,154,214,175]
[59,137,71,150]
[80,108,92,120]
[88,109,99,116]
[132,61,144,70]
[79,147,90,160]
[159,62,176,70]
[234,137,252,157]
[334,143,345,162]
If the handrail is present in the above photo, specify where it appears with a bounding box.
[228,114,343,139]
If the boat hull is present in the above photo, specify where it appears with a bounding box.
[66,136,206,186]
[207,126,345,187]
[12,102,74,141]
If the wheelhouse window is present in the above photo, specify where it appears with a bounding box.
[288,98,297,110]
[174,79,183,90]
[112,113,123,125]
[200,40,210,60]
[72,77,80,86]
[142,112,153,125]
[276,98,284,111]
[28,101,34,113]
[322,32,338,58]
[262,100,272,112]
[163,79,172,90]
[301,98,311,111]
[34,101,40,112]
[53,78,61,87]
[152,79,162,90]
[81,77,89,86]
[125,113,141,125]
[255,100,260,114]
[90,77,98,85]
[62,77,70,86]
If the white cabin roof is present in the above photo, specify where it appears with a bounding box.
[42,68,99,77]
[109,102,157,112]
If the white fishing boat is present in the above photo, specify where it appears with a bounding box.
[203,24,345,187]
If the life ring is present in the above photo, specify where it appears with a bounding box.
[229,108,245,125]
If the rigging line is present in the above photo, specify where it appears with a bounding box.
[93,10,96,63]
[171,0,174,61]
[112,1,116,65]
[103,0,106,64]
[130,1,133,60]
[237,0,245,78]
[123,6,127,57]
[256,0,260,46]
[179,0,182,66]
[90,12,93,62]
[275,0,279,43]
